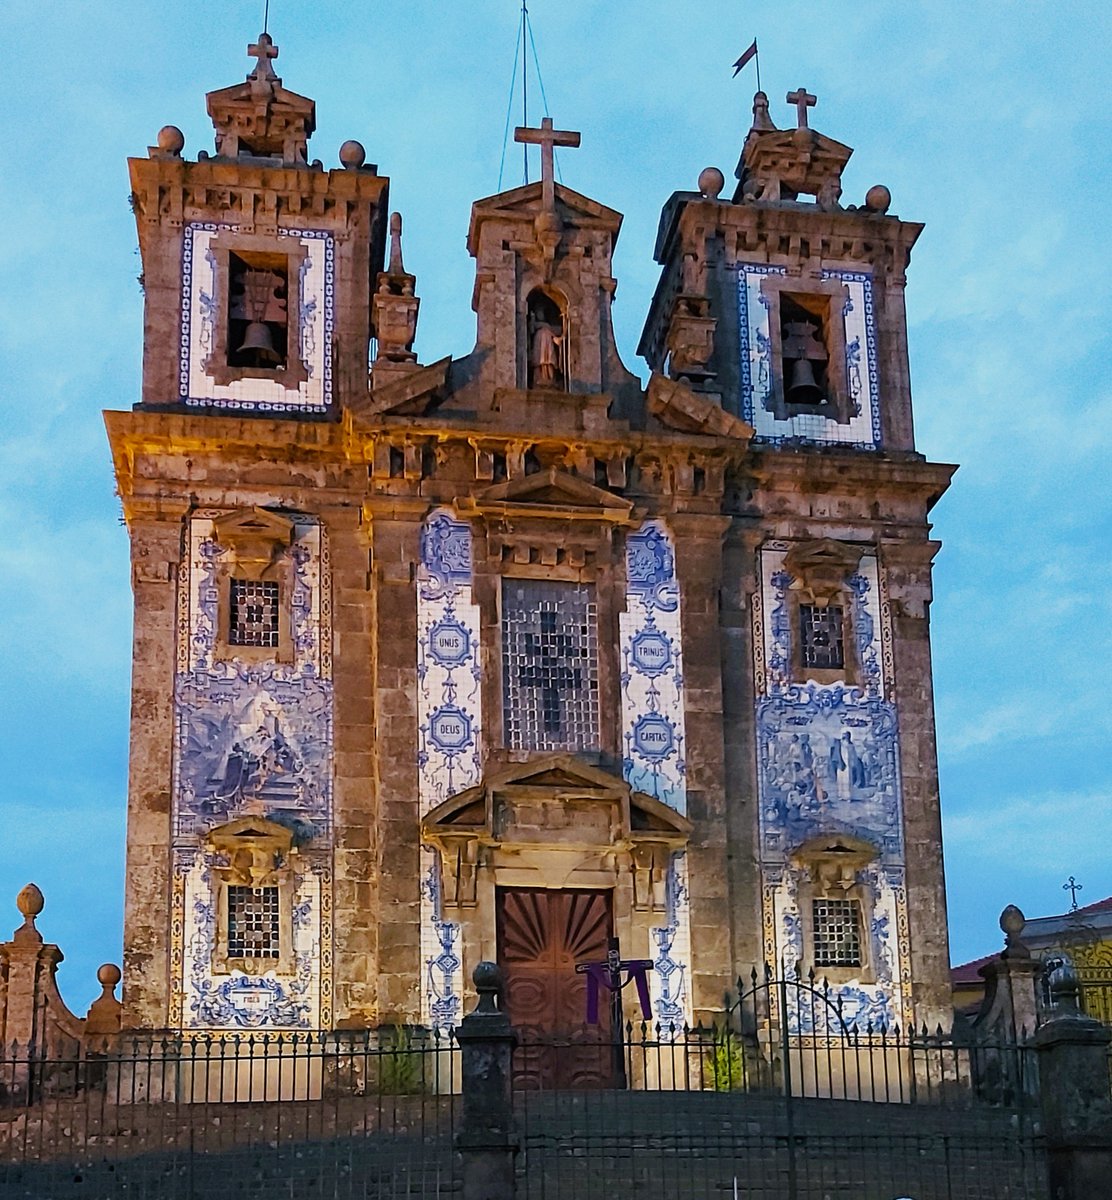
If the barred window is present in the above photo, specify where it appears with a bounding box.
[812,898,862,968]
[502,579,600,752]
[229,579,280,648]
[800,603,845,670]
[227,886,281,958]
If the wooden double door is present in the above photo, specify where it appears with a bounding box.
[496,887,615,1089]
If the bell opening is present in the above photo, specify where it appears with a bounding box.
[780,294,830,408]
[227,252,290,370]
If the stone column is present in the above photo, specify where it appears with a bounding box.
[1034,964,1112,1199]
[454,963,519,1200]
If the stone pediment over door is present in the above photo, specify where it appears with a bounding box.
[458,468,636,524]
[421,754,691,913]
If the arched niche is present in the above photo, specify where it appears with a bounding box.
[526,286,569,391]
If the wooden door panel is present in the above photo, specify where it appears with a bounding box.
[497,887,614,1090]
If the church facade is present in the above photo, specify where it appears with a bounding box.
[108,38,954,1036]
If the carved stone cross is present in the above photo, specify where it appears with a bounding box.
[514,116,581,210]
[248,33,279,82]
[787,87,817,128]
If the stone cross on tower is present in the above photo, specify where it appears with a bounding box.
[787,87,817,128]
[248,33,279,82]
[514,117,581,211]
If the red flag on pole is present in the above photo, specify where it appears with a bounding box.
[733,39,758,77]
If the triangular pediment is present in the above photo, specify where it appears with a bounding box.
[472,182,622,226]
[468,183,623,254]
[463,468,634,521]
[213,506,294,543]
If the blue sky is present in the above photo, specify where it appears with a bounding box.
[1,1,1109,1012]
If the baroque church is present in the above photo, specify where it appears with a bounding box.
[109,34,954,1037]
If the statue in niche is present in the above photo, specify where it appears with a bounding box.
[526,288,567,390]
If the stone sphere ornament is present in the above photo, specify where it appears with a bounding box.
[698,166,725,199]
[339,139,367,170]
[16,883,44,919]
[98,963,123,988]
[157,125,185,157]
[864,184,892,213]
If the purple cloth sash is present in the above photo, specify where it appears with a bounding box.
[582,960,654,1024]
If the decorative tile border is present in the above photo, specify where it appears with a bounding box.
[179,223,334,412]
[737,264,881,449]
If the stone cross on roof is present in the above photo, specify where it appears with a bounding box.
[248,32,279,83]
[786,87,817,128]
[514,117,581,211]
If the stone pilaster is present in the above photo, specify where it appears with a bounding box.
[328,504,378,1027]
[366,504,425,1024]
[672,513,731,1018]
[882,537,952,1026]
[121,504,187,1031]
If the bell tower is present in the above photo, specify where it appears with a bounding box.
[129,33,388,415]
[641,87,956,1027]
[109,33,390,1032]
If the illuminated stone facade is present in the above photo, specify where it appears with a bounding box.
[108,42,954,1033]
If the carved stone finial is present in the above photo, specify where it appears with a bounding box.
[472,961,502,1014]
[697,167,725,199]
[339,139,366,170]
[14,883,44,946]
[751,91,777,132]
[999,904,1031,959]
[16,883,44,920]
[786,87,818,129]
[1048,959,1082,1015]
[247,32,279,84]
[388,212,406,275]
[97,963,123,989]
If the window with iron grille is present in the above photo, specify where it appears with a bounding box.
[227,886,281,959]
[229,579,280,648]
[800,603,845,670]
[812,897,862,968]
[502,579,600,752]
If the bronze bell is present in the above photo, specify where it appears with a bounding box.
[786,357,825,405]
[237,321,282,366]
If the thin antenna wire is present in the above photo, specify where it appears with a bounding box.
[497,6,525,191]
[263,0,270,35]
[521,0,529,183]
[525,15,562,184]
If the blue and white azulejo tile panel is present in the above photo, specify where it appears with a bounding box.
[621,520,692,1026]
[417,509,482,1029]
[179,223,334,412]
[753,542,910,1028]
[170,511,333,1031]
[737,264,881,449]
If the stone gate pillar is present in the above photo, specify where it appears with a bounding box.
[1033,964,1112,1199]
[455,962,519,1200]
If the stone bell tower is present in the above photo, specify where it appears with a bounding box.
[109,33,389,1031]
[640,87,955,1027]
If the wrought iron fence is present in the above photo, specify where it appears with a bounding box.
[511,969,1047,1200]
[0,1028,461,1199]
